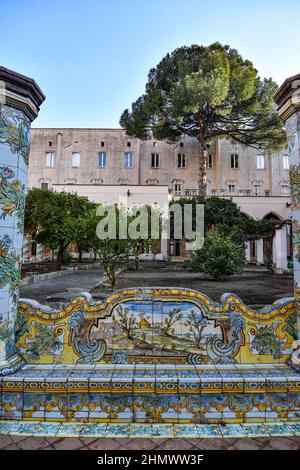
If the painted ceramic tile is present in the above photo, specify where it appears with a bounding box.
[17,288,297,367]
[241,424,270,437]
[105,423,131,437]
[56,422,85,436]
[148,424,175,437]
[220,423,246,437]
[173,424,200,437]
[81,423,107,437]
[266,423,294,436]
[287,423,300,435]
[194,424,223,437]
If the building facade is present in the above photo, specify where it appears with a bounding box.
[27,128,292,268]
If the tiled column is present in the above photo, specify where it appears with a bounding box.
[275,75,300,369]
[0,67,44,375]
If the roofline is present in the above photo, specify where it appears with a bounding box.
[31,127,126,131]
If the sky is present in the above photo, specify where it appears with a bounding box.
[2,0,299,128]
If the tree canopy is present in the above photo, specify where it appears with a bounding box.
[120,42,286,195]
[25,189,94,270]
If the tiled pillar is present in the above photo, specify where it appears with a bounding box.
[0,67,44,375]
[275,75,300,369]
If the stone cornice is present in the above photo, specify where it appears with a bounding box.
[0,66,45,121]
[274,73,300,122]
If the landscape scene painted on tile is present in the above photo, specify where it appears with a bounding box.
[16,289,297,366]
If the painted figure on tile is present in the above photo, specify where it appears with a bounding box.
[0,234,20,304]
[0,166,26,231]
[250,323,285,359]
[0,105,30,164]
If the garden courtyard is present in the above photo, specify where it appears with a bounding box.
[20,262,294,307]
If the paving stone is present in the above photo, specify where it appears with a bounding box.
[232,438,266,450]
[86,438,124,450]
[187,438,230,450]
[79,437,99,446]
[0,435,15,448]
[151,439,194,450]
[123,439,162,450]
[53,438,86,450]
[1,435,300,450]
[2,443,20,450]
[263,438,299,450]
[16,437,49,450]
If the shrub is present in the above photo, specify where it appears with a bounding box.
[186,228,246,281]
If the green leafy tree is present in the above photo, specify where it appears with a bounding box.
[92,203,163,287]
[25,189,93,270]
[69,203,98,263]
[120,43,286,195]
[187,227,246,280]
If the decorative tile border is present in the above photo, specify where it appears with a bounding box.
[17,288,297,367]
[0,420,300,438]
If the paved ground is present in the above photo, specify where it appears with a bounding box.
[97,264,294,306]
[20,269,103,303]
[20,263,293,307]
[1,435,300,450]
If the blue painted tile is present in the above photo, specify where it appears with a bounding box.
[241,424,270,437]
[195,425,223,437]
[56,423,85,436]
[105,424,131,437]
[266,423,295,436]
[81,423,107,437]
[220,424,246,437]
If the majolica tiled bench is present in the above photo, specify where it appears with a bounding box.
[1,363,300,423]
[1,288,299,424]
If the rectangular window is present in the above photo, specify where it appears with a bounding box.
[228,184,235,193]
[230,154,239,169]
[101,141,105,147]
[178,153,186,168]
[207,154,213,168]
[41,182,48,190]
[283,155,289,170]
[71,152,80,168]
[151,153,160,168]
[174,183,182,196]
[257,154,265,169]
[45,152,54,167]
[98,152,106,167]
[124,152,133,168]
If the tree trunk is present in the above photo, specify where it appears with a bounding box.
[103,262,116,289]
[78,248,83,263]
[198,125,207,197]
[55,243,64,271]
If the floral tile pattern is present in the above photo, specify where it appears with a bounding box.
[1,420,299,438]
